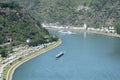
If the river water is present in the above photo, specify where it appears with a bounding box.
[13,31,120,80]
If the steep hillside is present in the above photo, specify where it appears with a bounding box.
[88,0,120,27]
[0,0,91,25]
[0,2,58,46]
[0,2,59,58]
[0,0,120,28]
[23,0,91,25]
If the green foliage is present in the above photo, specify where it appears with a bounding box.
[0,37,4,44]
[0,2,59,57]
[0,2,21,9]
[25,0,119,27]
[11,41,22,46]
[0,44,13,58]
[0,2,56,45]
[0,0,119,28]
[46,35,58,42]
[115,22,120,34]
[0,46,8,57]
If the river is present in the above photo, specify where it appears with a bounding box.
[13,30,120,80]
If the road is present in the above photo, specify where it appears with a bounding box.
[0,42,53,80]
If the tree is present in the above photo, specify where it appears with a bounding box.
[115,22,120,34]
[0,47,8,58]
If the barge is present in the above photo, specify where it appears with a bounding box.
[56,51,64,59]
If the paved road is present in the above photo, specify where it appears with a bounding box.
[0,42,53,80]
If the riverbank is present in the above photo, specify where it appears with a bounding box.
[3,39,61,80]
[83,30,120,38]
[46,27,120,38]
[71,29,120,38]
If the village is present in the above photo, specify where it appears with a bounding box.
[42,23,115,34]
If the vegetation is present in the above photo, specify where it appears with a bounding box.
[0,0,92,26]
[115,22,120,34]
[0,2,58,58]
[0,46,7,57]
[0,0,119,28]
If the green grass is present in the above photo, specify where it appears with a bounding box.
[3,60,19,80]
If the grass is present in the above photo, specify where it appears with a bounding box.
[2,39,61,80]
[3,60,19,80]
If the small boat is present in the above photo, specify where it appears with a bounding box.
[59,30,72,34]
[56,51,64,59]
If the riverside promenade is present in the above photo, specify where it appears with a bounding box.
[0,40,61,80]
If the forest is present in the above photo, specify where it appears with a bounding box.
[0,2,58,57]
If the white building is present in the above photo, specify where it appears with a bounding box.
[26,38,31,43]
[84,23,87,30]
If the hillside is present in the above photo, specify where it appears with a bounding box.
[0,0,91,25]
[0,2,58,57]
[0,0,120,28]
[1,0,119,30]
[88,0,120,28]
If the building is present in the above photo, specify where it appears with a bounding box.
[84,23,87,30]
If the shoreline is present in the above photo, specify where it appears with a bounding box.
[46,27,120,38]
[79,30,120,38]
[5,39,62,80]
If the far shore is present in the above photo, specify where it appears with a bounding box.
[46,27,120,38]
[82,30,120,38]
[4,39,62,80]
